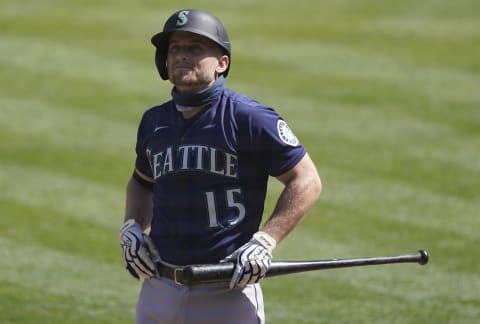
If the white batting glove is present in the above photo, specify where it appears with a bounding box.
[223,231,276,289]
[119,219,159,280]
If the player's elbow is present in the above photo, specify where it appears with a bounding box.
[310,171,322,202]
[303,156,322,202]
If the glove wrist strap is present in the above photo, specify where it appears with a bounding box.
[121,218,141,231]
[253,231,276,253]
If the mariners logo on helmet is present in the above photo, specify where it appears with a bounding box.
[176,10,190,27]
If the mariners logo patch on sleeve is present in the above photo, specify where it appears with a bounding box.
[277,120,299,147]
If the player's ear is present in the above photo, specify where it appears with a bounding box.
[216,55,229,74]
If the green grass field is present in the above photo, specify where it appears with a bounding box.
[1,0,479,323]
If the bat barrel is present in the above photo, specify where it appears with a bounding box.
[182,263,234,285]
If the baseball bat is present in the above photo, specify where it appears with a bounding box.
[181,249,428,285]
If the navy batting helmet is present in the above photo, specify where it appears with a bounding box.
[151,9,231,80]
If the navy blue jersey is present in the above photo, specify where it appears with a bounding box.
[135,88,306,265]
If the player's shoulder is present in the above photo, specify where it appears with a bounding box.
[136,100,174,138]
[223,88,259,106]
[142,100,174,118]
[139,100,174,126]
[222,88,276,117]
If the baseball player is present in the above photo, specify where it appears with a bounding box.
[120,9,322,324]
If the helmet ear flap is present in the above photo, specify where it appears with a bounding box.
[155,48,169,80]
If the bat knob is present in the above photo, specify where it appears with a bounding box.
[418,249,429,265]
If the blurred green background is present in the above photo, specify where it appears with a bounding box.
[1,0,479,323]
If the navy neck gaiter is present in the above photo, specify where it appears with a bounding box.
[171,76,225,112]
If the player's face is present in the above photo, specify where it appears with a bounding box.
[167,32,229,93]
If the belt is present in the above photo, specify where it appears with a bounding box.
[156,262,186,285]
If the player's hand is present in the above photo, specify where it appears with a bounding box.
[222,231,276,289]
[119,219,159,280]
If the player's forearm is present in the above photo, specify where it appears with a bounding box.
[124,176,154,230]
[261,177,320,243]
[261,154,322,244]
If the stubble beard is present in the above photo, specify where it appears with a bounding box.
[172,69,214,92]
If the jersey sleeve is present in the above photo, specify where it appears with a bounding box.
[245,105,307,177]
[134,111,154,178]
